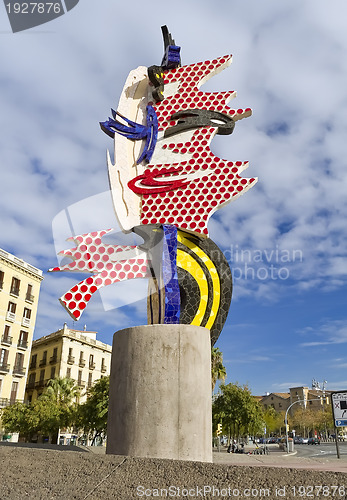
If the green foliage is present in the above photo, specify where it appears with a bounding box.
[1,377,80,443]
[211,347,227,392]
[291,405,334,437]
[213,382,264,440]
[263,407,285,435]
[76,376,109,444]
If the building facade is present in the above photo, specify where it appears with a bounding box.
[25,324,112,404]
[260,392,291,413]
[0,248,43,440]
[259,386,331,416]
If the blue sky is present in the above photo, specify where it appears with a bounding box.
[1,0,347,396]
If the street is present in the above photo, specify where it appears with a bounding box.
[294,441,347,459]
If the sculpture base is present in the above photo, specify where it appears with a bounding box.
[106,324,212,462]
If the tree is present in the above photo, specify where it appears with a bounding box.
[1,402,39,442]
[263,407,284,436]
[213,382,264,441]
[1,398,61,443]
[39,376,80,443]
[76,376,109,445]
[1,378,80,444]
[211,347,227,393]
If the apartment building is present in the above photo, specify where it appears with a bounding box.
[0,247,43,439]
[25,324,112,406]
[259,386,332,415]
[25,324,112,444]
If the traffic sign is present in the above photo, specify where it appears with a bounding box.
[331,391,347,422]
[335,420,347,427]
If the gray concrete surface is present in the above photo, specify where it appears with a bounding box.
[1,445,347,500]
[106,324,212,462]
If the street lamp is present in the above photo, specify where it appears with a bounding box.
[285,398,322,453]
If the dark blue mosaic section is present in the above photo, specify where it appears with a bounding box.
[100,104,158,164]
[162,225,180,324]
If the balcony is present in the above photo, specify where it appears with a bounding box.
[77,380,86,388]
[6,311,15,322]
[29,361,37,369]
[0,398,23,408]
[67,355,75,365]
[0,363,10,373]
[35,380,47,388]
[101,364,107,373]
[89,362,96,370]
[21,317,30,328]
[25,294,34,303]
[49,355,58,364]
[79,359,86,368]
[1,335,12,346]
[26,381,36,390]
[10,287,20,297]
[13,365,26,376]
[39,358,47,367]
[17,339,28,350]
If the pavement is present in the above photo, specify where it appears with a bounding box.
[3,441,347,473]
[212,444,347,473]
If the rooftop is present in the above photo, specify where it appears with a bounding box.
[0,247,43,279]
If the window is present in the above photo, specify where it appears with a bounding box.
[2,325,11,344]
[50,347,58,363]
[18,330,28,349]
[10,277,20,296]
[89,354,95,369]
[39,350,47,367]
[0,348,9,366]
[30,353,37,369]
[88,372,93,388]
[10,382,18,403]
[50,367,56,379]
[26,284,34,302]
[14,352,24,368]
[13,353,24,374]
[66,367,71,378]
[0,270,4,289]
[78,370,82,385]
[39,369,45,381]
[0,378,2,395]
[68,347,74,364]
[6,302,16,322]
[23,308,31,319]
[8,302,16,313]
[28,373,36,389]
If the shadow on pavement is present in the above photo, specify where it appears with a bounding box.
[0,441,90,453]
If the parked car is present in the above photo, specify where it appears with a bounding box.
[294,436,308,444]
[308,437,320,445]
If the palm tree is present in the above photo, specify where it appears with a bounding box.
[44,376,80,406]
[211,347,227,393]
[41,376,80,444]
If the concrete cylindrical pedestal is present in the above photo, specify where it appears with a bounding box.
[106,324,212,462]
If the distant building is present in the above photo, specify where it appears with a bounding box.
[25,324,112,404]
[0,247,43,440]
[258,386,332,415]
[25,324,112,445]
[260,392,291,413]
[289,386,331,413]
